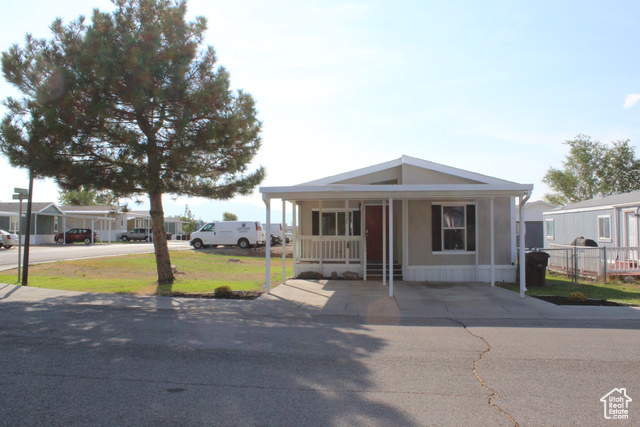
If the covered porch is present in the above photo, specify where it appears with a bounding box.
[259,156,533,297]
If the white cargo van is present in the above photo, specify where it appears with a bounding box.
[190,221,266,249]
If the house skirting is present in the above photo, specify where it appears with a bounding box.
[405,265,516,282]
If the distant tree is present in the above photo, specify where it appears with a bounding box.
[58,186,120,206]
[0,0,264,285]
[542,135,640,205]
[223,211,238,221]
[180,204,197,234]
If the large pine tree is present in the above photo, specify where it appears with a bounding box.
[0,0,264,285]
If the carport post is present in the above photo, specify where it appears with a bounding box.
[389,197,394,297]
[382,199,386,286]
[490,197,495,287]
[518,193,530,297]
[264,198,271,294]
[282,199,286,285]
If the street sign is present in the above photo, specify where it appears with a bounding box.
[14,187,28,194]
[12,194,28,200]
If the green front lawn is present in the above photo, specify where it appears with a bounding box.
[0,251,293,296]
[498,273,640,305]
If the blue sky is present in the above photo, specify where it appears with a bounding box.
[1,0,640,221]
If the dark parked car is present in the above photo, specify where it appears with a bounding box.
[55,229,99,245]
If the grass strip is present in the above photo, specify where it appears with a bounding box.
[0,250,293,296]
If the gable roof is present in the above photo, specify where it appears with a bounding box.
[548,191,640,214]
[0,202,63,215]
[261,155,532,201]
[301,155,521,186]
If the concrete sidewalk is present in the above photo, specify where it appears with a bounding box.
[2,280,640,320]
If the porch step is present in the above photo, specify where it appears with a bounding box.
[367,262,402,279]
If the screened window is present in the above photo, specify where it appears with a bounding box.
[312,210,361,236]
[598,216,611,241]
[545,219,555,240]
[432,204,475,252]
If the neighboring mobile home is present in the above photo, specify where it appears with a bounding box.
[516,200,556,249]
[0,202,64,244]
[58,205,127,242]
[543,191,640,248]
[260,155,533,296]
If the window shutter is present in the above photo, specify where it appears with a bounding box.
[466,204,476,252]
[432,204,441,252]
[312,211,319,236]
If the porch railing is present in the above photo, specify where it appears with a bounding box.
[545,244,640,281]
[296,236,361,263]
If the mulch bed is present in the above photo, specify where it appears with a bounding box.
[168,290,265,300]
[532,295,637,307]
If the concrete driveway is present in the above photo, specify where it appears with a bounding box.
[264,279,640,320]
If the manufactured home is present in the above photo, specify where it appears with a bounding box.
[543,191,640,248]
[260,155,533,296]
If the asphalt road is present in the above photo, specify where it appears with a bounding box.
[0,240,192,271]
[0,302,638,426]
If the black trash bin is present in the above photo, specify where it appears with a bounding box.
[525,251,550,287]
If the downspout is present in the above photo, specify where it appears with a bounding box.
[519,191,532,297]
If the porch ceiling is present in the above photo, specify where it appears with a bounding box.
[260,183,533,201]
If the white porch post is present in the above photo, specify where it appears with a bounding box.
[91,219,95,244]
[362,201,367,280]
[474,199,479,281]
[345,200,350,265]
[282,200,287,285]
[490,197,495,287]
[264,198,272,293]
[389,197,394,297]
[519,193,530,297]
[382,199,387,286]
[292,201,297,276]
[402,199,408,279]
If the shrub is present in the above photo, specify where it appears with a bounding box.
[568,292,586,303]
[214,285,234,299]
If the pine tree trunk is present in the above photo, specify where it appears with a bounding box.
[149,192,174,285]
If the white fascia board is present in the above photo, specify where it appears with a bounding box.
[542,205,615,215]
[261,183,533,200]
[300,158,403,185]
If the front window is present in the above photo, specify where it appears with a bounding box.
[598,216,611,241]
[432,204,476,252]
[312,210,361,236]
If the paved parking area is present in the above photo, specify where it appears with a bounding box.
[264,279,640,320]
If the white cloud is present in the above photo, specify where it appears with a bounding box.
[623,94,640,108]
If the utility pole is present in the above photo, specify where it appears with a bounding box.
[21,171,34,286]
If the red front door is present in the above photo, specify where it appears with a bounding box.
[366,205,389,262]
